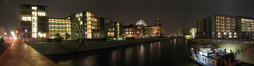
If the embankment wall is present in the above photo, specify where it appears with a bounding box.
[28,38,171,55]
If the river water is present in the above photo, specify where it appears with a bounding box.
[46,38,252,66]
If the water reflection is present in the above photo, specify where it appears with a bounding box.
[125,47,133,66]
[137,44,145,66]
[83,55,98,66]
[46,38,200,66]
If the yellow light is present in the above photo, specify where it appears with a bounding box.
[32,6,37,10]
[32,33,37,38]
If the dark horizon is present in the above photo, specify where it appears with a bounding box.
[0,0,254,34]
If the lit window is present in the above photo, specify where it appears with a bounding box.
[22,16,31,21]
[32,6,37,10]
[32,12,37,16]
[80,21,83,25]
[108,32,114,37]
[129,32,131,34]
[129,29,131,31]
[126,32,128,34]
[80,13,82,17]
[38,12,46,16]
[32,28,37,32]
[126,29,128,31]
[32,33,37,38]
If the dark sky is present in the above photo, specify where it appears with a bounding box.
[0,0,254,34]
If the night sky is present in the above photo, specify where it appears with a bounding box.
[0,0,254,34]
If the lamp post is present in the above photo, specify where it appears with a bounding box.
[25,29,27,42]
[16,30,18,39]
[4,32,6,41]
[249,25,251,44]
[212,32,214,42]
[203,32,205,39]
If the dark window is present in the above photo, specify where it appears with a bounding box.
[38,28,46,32]
[38,22,46,26]
[157,29,159,31]
[38,17,47,21]
[20,5,31,9]
[22,27,31,32]
[21,33,31,38]
[21,11,31,15]
[37,6,47,10]
[22,21,32,26]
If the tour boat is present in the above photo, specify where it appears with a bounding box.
[189,44,241,66]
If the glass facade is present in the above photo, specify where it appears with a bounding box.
[240,18,254,32]
[49,19,71,40]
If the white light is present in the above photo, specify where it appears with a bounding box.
[199,52,207,56]
[11,32,14,35]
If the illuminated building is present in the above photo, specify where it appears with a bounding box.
[70,11,104,40]
[48,18,71,40]
[123,24,139,37]
[195,14,254,39]
[236,16,254,39]
[143,18,164,37]
[172,28,196,39]
[123,18,164,37]
[18,4,49,42]
[0,27,10,41]
[105,20,124,41]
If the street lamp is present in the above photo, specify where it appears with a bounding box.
[248,25,251,44]
[212,32,214,42]
[16,30,19,39]
[203,32,205,39]
[25,29,27,42]
[4,32,7,41]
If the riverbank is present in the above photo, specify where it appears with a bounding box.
[188,39,254,65]
[27,38,172,55]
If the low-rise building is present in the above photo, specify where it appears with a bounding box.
[105,20,124,41]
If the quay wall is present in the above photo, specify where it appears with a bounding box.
[27,38,171,55]
[188,39,254,65]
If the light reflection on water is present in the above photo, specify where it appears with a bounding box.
[46,39,200,66]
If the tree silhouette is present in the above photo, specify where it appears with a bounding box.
[65,32,71,40]
[55,33,62,39]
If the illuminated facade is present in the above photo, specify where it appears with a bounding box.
[123,18,164,37]
[105,20,124,41]
[0,27,10,41]
[195,14,254,39]
[70,11,104,40]
[18,4,49,42]
[123,24,139,37]
[49,18,71,40]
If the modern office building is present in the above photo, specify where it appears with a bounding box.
[105,20,124,41]
[195,14,254,39]
[70,11,104,40]
[48,18,71,40]
[18,4,49,42]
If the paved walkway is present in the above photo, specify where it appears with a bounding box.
[0,39,57,66]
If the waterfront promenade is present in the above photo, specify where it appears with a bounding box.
[0,39,57,66]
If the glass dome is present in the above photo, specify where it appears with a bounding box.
[135,20,147,26]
